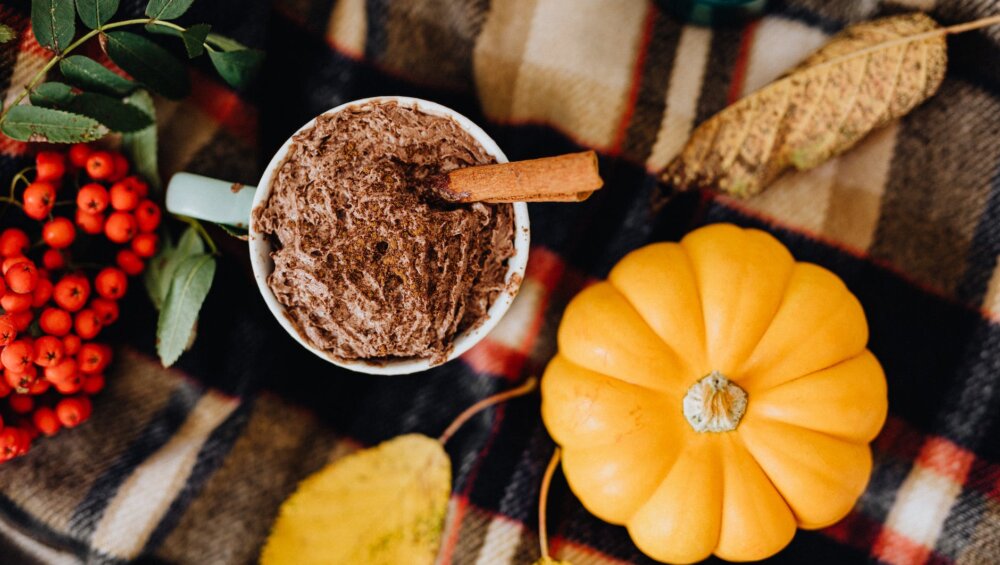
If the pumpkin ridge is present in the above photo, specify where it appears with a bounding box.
[603,279,702,387]
[736,264,868,390]
[680,225,797,375]
[609,242,708,373]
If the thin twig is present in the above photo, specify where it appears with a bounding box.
[438,377,538,445]
[538,446,561,560]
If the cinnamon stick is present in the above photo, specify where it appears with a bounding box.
[430,151,603,203]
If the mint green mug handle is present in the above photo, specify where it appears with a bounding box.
[165,172,257,228]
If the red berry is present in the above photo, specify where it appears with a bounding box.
[23,181,56,220]
[4,260,37,293]
[33,335,64,367]
[116,249,144,275]
[35,151,66,182]
[109,153,129,182]
[124,176,149,199]
[44,357,77,384]
[0,315,16,346]
[78,343,109,374]
[1,256,25,275]
[77,183,109,214]
[109,181,140,211]
[0,427,27,460]
[8,394,33,414]
[4,366,37,391]
[56,397,91,427]
[0,229,29,257]
[63,335,81,355]
[10,311,32,332]
[134,200,161,232]
[31,277,53,308]
[90,298,119,325]
[53,276,90,312]
[1,340,33,372]
[82,374,105,395]
[69,143,92,168]
[131,233,158,258]
[42,249,66,271]
[1,292,32,313]
[76,209,106,235]
[39,308,72,336]
[42,217,76,249]
[53,373,83,394]
[95,267,127,299]
[28,378,50,395]
[0,380,10,398]
[32,407,61,436]
[85,151,115,180]
[104,212,137,243]
[74,309,102,340]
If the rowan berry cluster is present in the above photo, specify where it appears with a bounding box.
[0,145,161,461]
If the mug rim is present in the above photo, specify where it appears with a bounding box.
[247,96,530,375]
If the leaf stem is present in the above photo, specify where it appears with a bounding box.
[177,215,219,255]
[538,447,561,561]
[438,377,538,445]
[0,18,187,125]
[944,14,1000,35]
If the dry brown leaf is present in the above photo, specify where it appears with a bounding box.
[661,12,947,198]
[260,434,451,565]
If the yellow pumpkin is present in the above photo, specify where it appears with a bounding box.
[541,223,887,564]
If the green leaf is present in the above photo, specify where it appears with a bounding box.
[29,82,74,109]
[67,92,153,132]
[205,32,247,52]
[207,48,263,89]
[104,31,190,100]
[1,105,107,143]
[148,22,209,58]
[157,253,215,367]
[122,90,160,191]
[59,55,136,96]
[31,0,75,53]
[0,23,16,44]
[145,0,195,20]
[75,0,119,29]
[145,226,203,309]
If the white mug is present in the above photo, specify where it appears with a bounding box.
[165,96,530,375]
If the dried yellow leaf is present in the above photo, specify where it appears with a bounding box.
[661,12,947,197]
[260,434,451,565]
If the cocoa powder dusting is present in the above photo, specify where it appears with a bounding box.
[252,102,515,363]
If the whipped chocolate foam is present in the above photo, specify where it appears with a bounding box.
[253,101,515,363]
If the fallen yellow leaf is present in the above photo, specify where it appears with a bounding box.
[260,434,451,565]
[531,558,572,565]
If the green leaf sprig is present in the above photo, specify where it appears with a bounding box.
[0,0,263,143]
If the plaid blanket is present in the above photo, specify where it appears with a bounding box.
[1,0,999,563]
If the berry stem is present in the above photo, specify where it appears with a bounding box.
[0,196,24,209]
[438,377,538,445]
[538,446,561,561]
[177,215,219,255]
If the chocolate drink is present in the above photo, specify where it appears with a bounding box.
[253,101,516,363]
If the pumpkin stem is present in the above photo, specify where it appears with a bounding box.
[682,371,747,433]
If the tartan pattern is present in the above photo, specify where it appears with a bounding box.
[0,0,999,563]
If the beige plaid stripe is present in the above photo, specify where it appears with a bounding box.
[326,0,367,57]
[475,0,647,149]
[154,392,340,564]
[645,25,712,171]
[90,391,239,560]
